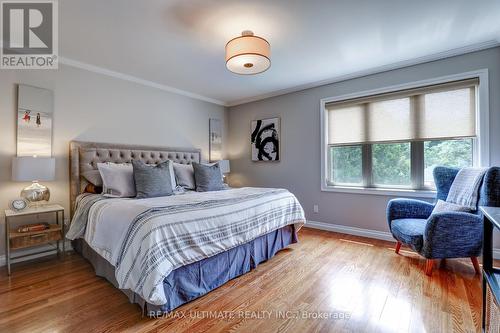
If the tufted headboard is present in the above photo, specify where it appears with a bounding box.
[69,141,201,217]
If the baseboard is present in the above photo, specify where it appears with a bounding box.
[305,220,500,259]
[305,220,395,242]
[0,241,73,267]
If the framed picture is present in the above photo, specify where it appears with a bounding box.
[209,118,222,162]
[251,117,280,161]
[17,85,53,157]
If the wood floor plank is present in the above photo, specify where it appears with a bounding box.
[0,228,484,333]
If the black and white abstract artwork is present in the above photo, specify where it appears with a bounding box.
[251,118,280,161]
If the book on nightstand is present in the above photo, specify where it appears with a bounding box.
[16,223,50,233]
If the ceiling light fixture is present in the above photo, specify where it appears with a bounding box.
[225,30,270,75]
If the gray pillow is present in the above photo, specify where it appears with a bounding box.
[173,163,196,190]
[192,162,225,192]
[132,160,174,199]
[82,169,103,186]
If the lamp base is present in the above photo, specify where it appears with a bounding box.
[21,181,50,205]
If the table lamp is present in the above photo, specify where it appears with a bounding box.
[12,156,55,205]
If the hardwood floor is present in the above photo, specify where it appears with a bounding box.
[0,228,483,333]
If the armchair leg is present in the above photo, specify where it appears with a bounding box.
[471,257,480,275]
[395,241,402,254]
[425,259,434,276]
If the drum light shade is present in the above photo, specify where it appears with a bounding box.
[12,156,55,181]
[225,31,270,75]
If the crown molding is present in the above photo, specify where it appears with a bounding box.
[0,40,226,106]
[58,57,226,106]
[227,39,500,107]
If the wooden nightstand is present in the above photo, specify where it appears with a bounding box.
[4,204,65,275]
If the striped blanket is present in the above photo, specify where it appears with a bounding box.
[67,187,305,305]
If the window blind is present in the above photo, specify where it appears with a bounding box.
[326,78,478,145]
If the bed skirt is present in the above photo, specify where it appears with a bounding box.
[72,225,297,316]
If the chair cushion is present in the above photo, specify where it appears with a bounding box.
[391,218,427,252]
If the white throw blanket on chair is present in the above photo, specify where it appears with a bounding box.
[446,167,488,210]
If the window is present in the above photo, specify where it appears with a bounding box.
[424,138,473,187]
[372,142,411,187]
[322,78,480,192]
[330,145,362,185]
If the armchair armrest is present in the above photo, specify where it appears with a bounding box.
[422,212,483,259]
[387,198,434,226]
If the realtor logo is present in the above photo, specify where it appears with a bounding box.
[1,1,58,69]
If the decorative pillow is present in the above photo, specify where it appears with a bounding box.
[82,169,103,186]
[97,162,135,197]
[132,160,174,199]
[431,199,471,215]
[84,183,103,194]
[192,162,225,192]
[166,161,177,191]
[173,163,196,190]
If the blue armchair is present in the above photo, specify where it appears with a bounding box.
[387,166,500,275]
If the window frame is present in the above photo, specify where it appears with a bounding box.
[320,70,489,197]
[327,138,475,190]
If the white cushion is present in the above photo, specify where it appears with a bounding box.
[431,199,471,215]
[167,161,176,191]
[97,163,135,197]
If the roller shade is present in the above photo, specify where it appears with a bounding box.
[326,78,478,145]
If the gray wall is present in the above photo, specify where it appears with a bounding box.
[227,47,500,234]
[0,65,227,257]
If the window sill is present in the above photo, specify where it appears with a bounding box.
[321,185,436,198]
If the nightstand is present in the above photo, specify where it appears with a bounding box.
[4,204,65,275]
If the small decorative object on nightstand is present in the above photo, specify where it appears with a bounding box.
[4,204,65,275]
[9,198,28,212]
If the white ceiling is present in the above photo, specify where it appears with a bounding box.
[60,0,500,106]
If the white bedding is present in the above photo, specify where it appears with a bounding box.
[67,187,305,305]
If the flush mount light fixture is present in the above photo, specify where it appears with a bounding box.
[225,30,270,75]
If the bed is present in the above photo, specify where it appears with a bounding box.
[67,141,305,316]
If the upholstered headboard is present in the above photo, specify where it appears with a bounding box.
[69,141,201,217]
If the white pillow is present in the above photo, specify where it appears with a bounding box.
[167,161,176,191]
[97,163,135,197]
[173,163,195,190]
[431,199,471,215]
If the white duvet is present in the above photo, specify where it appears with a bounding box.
[67,187,305,305]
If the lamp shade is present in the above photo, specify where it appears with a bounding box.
[12,156,55,181]
[217,160,230,174]
[226,31,270,75]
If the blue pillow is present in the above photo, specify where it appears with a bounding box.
[192,162,225,192]
[132,160,174,198]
